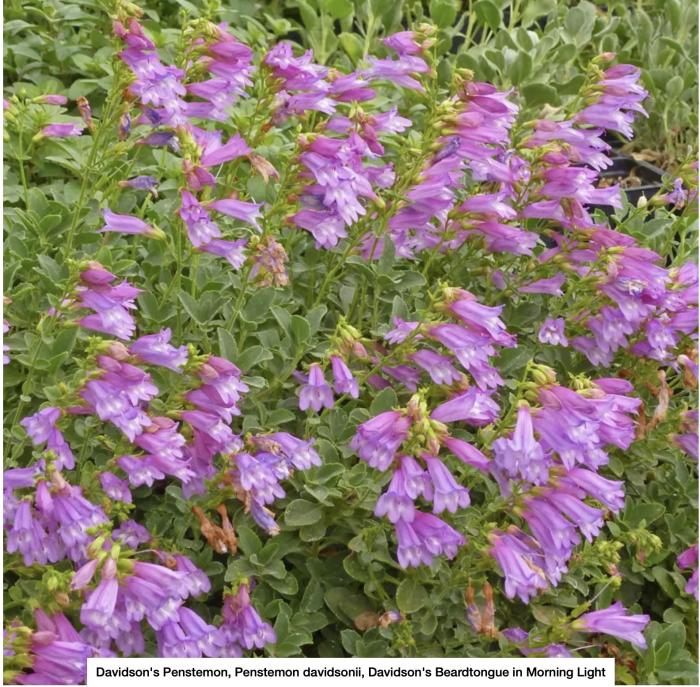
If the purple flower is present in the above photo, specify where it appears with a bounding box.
[538,317,568,346]
[99,209,162,238]
[291,207,347,249]
[395,512,465,568]
[575,64,648,139]
[71,559,99,591]
[129,328,188,371]
[37,94,69,105]
[384,318,420,344]
[250,499,280,536]
[572,602,650,648]
[365,54,430,91]
[350,410,411,470]
[430,388,499,426]
[157,607,223,658]
[265,432,322,470]
[99,472,132,503]
[298,363,334,412]
[117,454,165,487]
[219,584,276,652]
[37,123,84,138]
[383,31,424,56]
[20,407,61,444]
[443,437,490,471]
[20,407,75,470]
[78,309,136,341]
[521,497,579,559]
[665,178,688,209]
[446,292,514,346]
[208,197,261,228]
[199,133,250,167]
[677,545,699,600]
[383,364,421,391]
[201,238,248,269]
[76,268,139,341]
[113,520,151,547]
[121,175,158,191]
[6,499,54,566]
[264,42,328,91]
[14,611,106,684]
[291,135,378,244]
[3,319,10,365]
[232,452,285,505]
[80,577,119,630]
[561,467,625,512]
[423,455,470,513]
[45,478,108,561]
[374,467,417,523]
[519,274,566,296]
[678,544,699,569]
[489,529,548,603]
[179,191,222,248]
[80,379,151,441]
[328,355,359,398]
[428,323,503,390]
[412,349,462,385]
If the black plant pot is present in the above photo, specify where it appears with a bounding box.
[601,130,626,151]
[589,154,665,217]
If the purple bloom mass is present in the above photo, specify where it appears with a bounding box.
[3,13,691,674]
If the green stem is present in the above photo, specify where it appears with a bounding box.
[228,263,253,337]
[64,75,122,253]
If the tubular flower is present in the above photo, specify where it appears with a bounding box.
[572,602,650,648]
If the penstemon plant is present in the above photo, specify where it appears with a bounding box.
[3,0,698,684]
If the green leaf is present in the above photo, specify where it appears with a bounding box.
[563,1,596,45]
[369,387,397,414]
[656,621,686,651]
[396,578,429,614]
[430,0,458,28]
[236,345,273,370]
[300,578,324,612]
[296,0,318,29]
[321,0,353,20]
[474,0,500,31]
[242,287,275,323]
[625,502,665,526]
[290,315,310,346]
[531,604,567,626]
[522,82,559,107]
[655,642,672,667]
[339,32,363,62]
[666,75,684,100]
[521,0,556,27]
[217,327,237,360]
[284,499,323,527]
[508,51,532,85]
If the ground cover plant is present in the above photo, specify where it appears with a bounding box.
[3,0,698,684]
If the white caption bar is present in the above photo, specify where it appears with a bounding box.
[88,657,615,686]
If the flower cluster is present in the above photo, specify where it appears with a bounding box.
[4,7,697,678]
[488,375,637,602]
[351,389,491,567]
[113,16,260,271]
[223,431,322,535]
